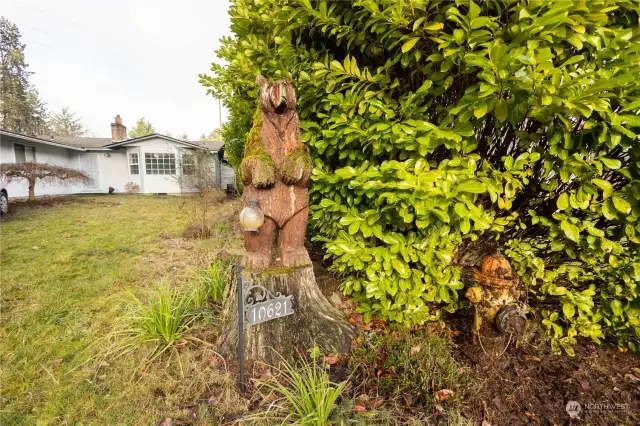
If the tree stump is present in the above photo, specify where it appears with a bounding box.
[216,264,356,365]
[215,76,356,366]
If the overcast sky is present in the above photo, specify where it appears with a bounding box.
[2,0,232,139]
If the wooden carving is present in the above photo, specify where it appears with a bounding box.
[241,75,313,269]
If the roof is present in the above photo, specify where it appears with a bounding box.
[0,129,86,151]
[103,134,216,150]
[50,136,113,149]
[200,141,224,152]
[1,129,224,153]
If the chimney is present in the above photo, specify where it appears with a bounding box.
[111,115,127,141]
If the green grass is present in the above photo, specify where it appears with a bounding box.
[0,195,244,425]
[248,348,348,425]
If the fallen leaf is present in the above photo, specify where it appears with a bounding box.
[457,367,465,375]
[524,355,541,362]
[410,345,421,355]
[434,402,444,412]
[376,369,383,377]
[158,418,173,426]
[259,369,273,381]
[560,378,572,383]
[357,394,369,403]
[207,355,224,368]
[207,396,217,406]
[624,373,640,384]
[175,339,187,348]
[353,405,366,413]
[524,411,538,420]
[579,380,590,392]
[323,355,339,365]
[370,396,385,409]
[51,359,63,369]
[402,392,415,406]
[435,389,454,401]
[481,421,494,426]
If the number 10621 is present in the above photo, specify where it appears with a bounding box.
[246,296,294,326]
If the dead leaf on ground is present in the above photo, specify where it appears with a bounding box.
[370,396,385,409]
[410,345,421,355]
[175,339,188,348]
[481,421,494,426]
[560,378,572,383]
[207,354,223,368]
[51,359,63,369]
[457,367,465,375]
[323,355,339,365]
[624,374,640,384]
[524,355,541,362]
[357,394,369,403]
[158,418,173,426]
[435,389,454,401]
[402,392,415,406]
[207,396,218,406]
[353,405,366,413]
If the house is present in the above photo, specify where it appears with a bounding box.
[0,115,236,198]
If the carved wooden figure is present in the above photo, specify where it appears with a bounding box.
[240,75,313,269]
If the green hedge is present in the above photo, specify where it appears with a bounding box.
[201,0,640,353]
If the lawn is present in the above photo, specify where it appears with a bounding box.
[2,195,638,426]
[0,195,244,425]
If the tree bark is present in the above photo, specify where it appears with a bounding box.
[28,178,35,201]
[216,264,356,365]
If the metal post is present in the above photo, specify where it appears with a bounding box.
[236,259,245,393]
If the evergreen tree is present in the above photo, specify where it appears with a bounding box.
[48,106,84,137]
[128,118,155,139]
[0,17,48,134]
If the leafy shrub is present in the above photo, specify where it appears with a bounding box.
[203,0,640,351]
[248,347,347,425]
[351,330,475,413]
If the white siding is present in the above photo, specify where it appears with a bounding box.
[0,137,77,198]
[124,147,142,192]
[125,137,193,194]
[99,151,128,192]
[221,163,236,190]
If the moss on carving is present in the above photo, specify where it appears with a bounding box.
[281,146,312,185]
[244,106,264,157]
[241,105,276,187]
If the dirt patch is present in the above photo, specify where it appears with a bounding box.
[446,308,640,425]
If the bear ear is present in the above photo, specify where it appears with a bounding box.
[256,75,267,86]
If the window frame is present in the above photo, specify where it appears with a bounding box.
[182,152,195,175]
[128,152,140,175]
[144,152,176,175]
[14,143,36,163]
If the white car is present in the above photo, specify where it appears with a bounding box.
[0,182,8,215]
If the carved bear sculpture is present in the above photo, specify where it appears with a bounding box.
[240,76,312,269]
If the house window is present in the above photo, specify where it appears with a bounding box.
[14,144,36,162]
[144,153,176,175]
[182,153,195,175]
[129,153,139,175]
